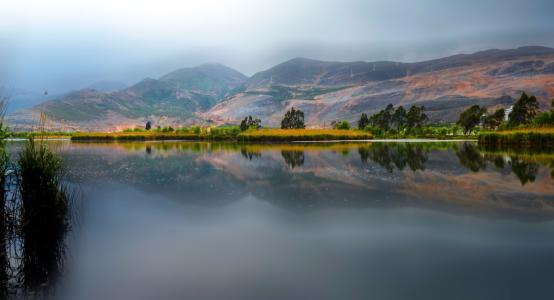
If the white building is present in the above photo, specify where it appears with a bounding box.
[504,105,513,121]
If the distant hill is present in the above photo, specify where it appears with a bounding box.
[8,63,247,130]
[204,46,554,127]
[7,47,554,130]
[87,80,128,92]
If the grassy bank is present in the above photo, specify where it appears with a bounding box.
[237,129,372,142]
[71,131,236,141]
[8,131,74,139]
[478,128,554,148]
[71,129,373,142]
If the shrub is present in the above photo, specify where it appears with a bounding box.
[335,120,350,130]
[240,116,262,131]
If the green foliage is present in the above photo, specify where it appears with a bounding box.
[483,108,505,130]
[458,105,486,134]
[478,131,554,148]
[508,92,539,126]
[335,120,351,130]
[240,116,262,131]
[532,111,554,126]
[369,104,394,131]
[406,105,428,128]
[357,113,369,130]
[364,104,427,134]
[18,139,69,240]
[392,106,407,129]
[145,121,152,130]
[281,107,305,129]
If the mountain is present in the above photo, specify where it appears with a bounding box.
[87,80,128,92]
[8,63,247,131]
[203,46,554,127]
[7,47,554,130]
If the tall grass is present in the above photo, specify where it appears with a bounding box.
[17,139,70,293]
[237,129,372,142]
[478,131,554,148]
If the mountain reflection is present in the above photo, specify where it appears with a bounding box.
[47,141,554,219]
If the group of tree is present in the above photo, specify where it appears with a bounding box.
[457,92,543,133]
[240,116,262,131]
[281,107,305,129]
[508,92,539,127]
[358,104,427,131]
[237,107,306,131]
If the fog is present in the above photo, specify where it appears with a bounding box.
[1,0,553,94]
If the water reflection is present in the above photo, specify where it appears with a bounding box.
[281,150,304,168]
[52,141,554,220]
[456,143,486,172]
[457,143,541,185]
[241,148,261,160]
[4,140,553,299]
[358,143,428,172]
[0,145,73,298]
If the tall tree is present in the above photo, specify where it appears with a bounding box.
[281,107,305,129]
[508,92,538,126]
[483,108,505,130]
[358,113,369,130]
[145,121,152,130]
[240,116,261,131]
[392,106,407,129]
[406,105,428,128]
[457,105,485,134]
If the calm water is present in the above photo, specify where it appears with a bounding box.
[8,141,554,300]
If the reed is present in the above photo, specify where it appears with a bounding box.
[17,139,69,291]
[237,129,372,142]
[478,129,554,148]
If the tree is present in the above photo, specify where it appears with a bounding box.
[508,92,538,126]
[358,113,369,130]
[483,108,505,130]
[406,105,428,128]
[392,106,407,129]
[335,120,350,130]
[457,105,485,134]
[240,116,262,131]
[145,121,152,130]
[281,107,305,129]
[369,104,395,131]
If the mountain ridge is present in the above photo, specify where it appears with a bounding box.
[7,46,554,130]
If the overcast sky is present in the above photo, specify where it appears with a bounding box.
[1,0,553,93]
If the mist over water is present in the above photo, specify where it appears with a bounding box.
[5,140,553,299]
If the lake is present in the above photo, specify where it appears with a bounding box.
[7,140,554,299]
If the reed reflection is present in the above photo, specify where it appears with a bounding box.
[0,140,73,297]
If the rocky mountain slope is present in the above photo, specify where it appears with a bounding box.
[8,63,247,131]
[8,47,554,130]
[204,46,554,127]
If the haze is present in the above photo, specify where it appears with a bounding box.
[1,0,553,94]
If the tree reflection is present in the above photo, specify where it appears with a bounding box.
[509,157,539,185]
[281,150,305,169]
[358,143,428,172]
[240,148,261,160]
[456,143,486,172]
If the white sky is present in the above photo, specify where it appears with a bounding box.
[1,0,553,92]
